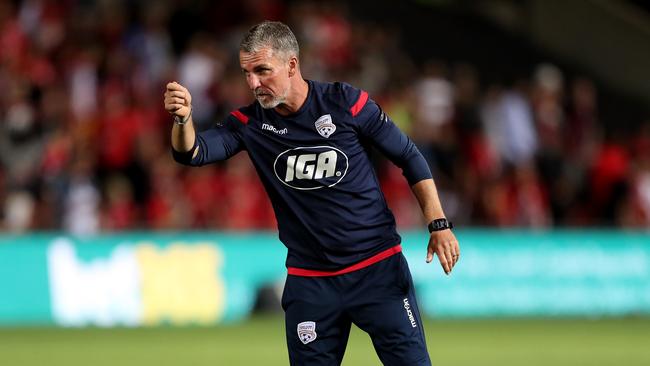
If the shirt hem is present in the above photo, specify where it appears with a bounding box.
[287,244,402,277]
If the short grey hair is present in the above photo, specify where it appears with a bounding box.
[240,21,299,60]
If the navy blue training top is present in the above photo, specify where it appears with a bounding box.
[173,80,432,270]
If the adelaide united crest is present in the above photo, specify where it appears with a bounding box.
[314,114,336,138]
[297,321,317,344]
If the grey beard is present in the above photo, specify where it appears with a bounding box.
[256,94,286,109]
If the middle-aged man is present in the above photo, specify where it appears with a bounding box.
[165,20,459,366]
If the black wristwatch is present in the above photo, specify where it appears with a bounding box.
[428,218,453,233]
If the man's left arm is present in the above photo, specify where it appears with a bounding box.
[354,95,460,274]
[411,179,460,275]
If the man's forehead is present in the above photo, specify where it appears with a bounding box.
[239,47,276,66]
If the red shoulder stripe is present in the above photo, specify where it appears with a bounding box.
[350,90,369,117]
[230,110,249,124]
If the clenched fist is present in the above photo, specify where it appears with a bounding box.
[164,82,192,120]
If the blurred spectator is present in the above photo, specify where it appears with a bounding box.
[146,155,191,230]
[62,153,100,235]
[4,190,35,232]
[101,174,137,231]
[481,82,538,167]
[220,153,276,230]
[532,63,565,153]
[68,48,99,123]
[589,132,631,225]
[632,124,650,226]
[177,33,226,128]
[412,61,455,145]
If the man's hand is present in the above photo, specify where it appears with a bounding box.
[426,229,460,275]
[164,81,192,118]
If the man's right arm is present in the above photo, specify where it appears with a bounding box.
[165,81,196,154]
[164,82,245,166]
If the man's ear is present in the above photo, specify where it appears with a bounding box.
[288,56,298,77]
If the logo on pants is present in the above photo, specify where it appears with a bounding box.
[297,321,317,344]
[403,298,417,328]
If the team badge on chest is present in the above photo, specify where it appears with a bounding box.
[297,321,317,344]
[315,114,336,138]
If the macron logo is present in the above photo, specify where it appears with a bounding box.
[262,123,288,135]
[403,298,417,328]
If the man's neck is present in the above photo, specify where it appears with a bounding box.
[274,78,309,116]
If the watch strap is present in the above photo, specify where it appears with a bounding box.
[428,218,453,233]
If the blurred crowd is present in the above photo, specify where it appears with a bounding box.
[1,0,649,234]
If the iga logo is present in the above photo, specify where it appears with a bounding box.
[274,146,349,190]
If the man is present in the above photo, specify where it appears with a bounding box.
[165,21,459,366]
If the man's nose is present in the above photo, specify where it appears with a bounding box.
[247,73,260,90]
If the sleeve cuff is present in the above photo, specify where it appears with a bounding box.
[171,139,199,166]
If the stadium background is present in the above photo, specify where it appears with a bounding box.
[0,0,649,365]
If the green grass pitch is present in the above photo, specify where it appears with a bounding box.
[1,316,648,365]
